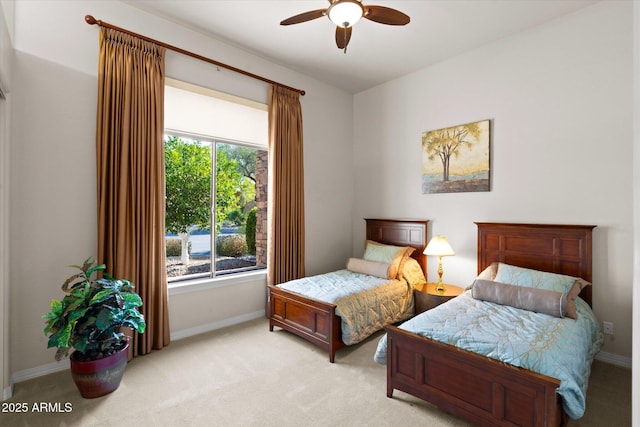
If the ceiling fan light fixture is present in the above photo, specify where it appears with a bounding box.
[328,0,364,28]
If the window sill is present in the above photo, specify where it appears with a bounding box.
[168,270,267,296]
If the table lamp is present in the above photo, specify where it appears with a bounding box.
[424,236,455,292]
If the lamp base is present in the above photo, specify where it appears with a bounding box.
[436,256,446,292]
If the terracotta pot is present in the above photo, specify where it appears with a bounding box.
[69,341,129,399]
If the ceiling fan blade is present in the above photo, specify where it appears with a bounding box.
[364,5,410,25]
[280,9,326,25]
[335,26,352,53]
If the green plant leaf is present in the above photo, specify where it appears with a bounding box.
[42,299,64,321]
[115,292,124,309]
[123,309,146,333]
[120,279,135,291]
[90,289,115,305]
[63,296,89,317]
[54,347,69,362]
[121,292,143,307]
[96,278,117,289]
[85,263,106,278]
[43,319,58,335]
[57,322,74,348]
[74,315,97,332]
[61,273,84,292]
[73,334,89,353]
[80,257,95,273]
[70,282,90,298]
[95,308,114,330]
[46,331,62,348]
[67,306,90,323]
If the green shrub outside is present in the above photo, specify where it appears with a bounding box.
[166,238,191,256]
[245,207,257,255]
[216,234,247,257]
[166,239,182,256]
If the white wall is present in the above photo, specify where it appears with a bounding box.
[0,0,14,401]
[9,0,354,378]
[354,1,633,361]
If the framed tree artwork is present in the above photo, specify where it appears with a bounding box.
[421,119,491,194]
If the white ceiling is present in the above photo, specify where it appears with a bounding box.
[123,0,600,94]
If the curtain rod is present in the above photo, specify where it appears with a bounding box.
[84,15,306,96]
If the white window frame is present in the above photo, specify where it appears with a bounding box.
[164,81,268,293]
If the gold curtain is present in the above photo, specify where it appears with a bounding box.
[96,27,170,356]
[267,85,305,285]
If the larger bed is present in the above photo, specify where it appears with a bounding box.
[268,218,429,362]
[377,222,601,427]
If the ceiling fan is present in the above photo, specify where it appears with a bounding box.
[280,0,410,53]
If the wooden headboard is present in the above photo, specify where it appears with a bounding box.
[476,222,596,306]
[365,218,429,277]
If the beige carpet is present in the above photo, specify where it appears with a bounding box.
[1,318,631,426]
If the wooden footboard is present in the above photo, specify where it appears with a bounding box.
[268,284,344,362]
[385,325,565,427]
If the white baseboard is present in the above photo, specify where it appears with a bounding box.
[170,310,265,341]
[3,383,13,400]
[11,359,70,385]
[594,350,632,369]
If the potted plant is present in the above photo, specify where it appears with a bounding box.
[43,257,146,398]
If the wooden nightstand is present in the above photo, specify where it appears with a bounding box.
[414,283,464,314]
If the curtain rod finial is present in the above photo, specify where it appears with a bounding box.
[85,15,97,25]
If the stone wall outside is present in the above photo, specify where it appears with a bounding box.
[255,150,268,267]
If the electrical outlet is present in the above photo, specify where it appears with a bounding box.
[603,321,614,335]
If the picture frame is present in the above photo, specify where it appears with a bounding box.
[421,119,491,194]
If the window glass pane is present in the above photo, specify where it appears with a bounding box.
[214,143,265,275]
[165,135,213,281]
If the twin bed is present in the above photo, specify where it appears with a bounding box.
[268,218,429,362]
[379,222,600,426]
[268,220,601,426]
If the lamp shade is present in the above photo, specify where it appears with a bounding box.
[328,0,364,28]
[424,236,455,257]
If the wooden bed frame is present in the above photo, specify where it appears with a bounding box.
[268,218,429,363]
[384,222,596,427]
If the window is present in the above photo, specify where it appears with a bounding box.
[164,81,268,282]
